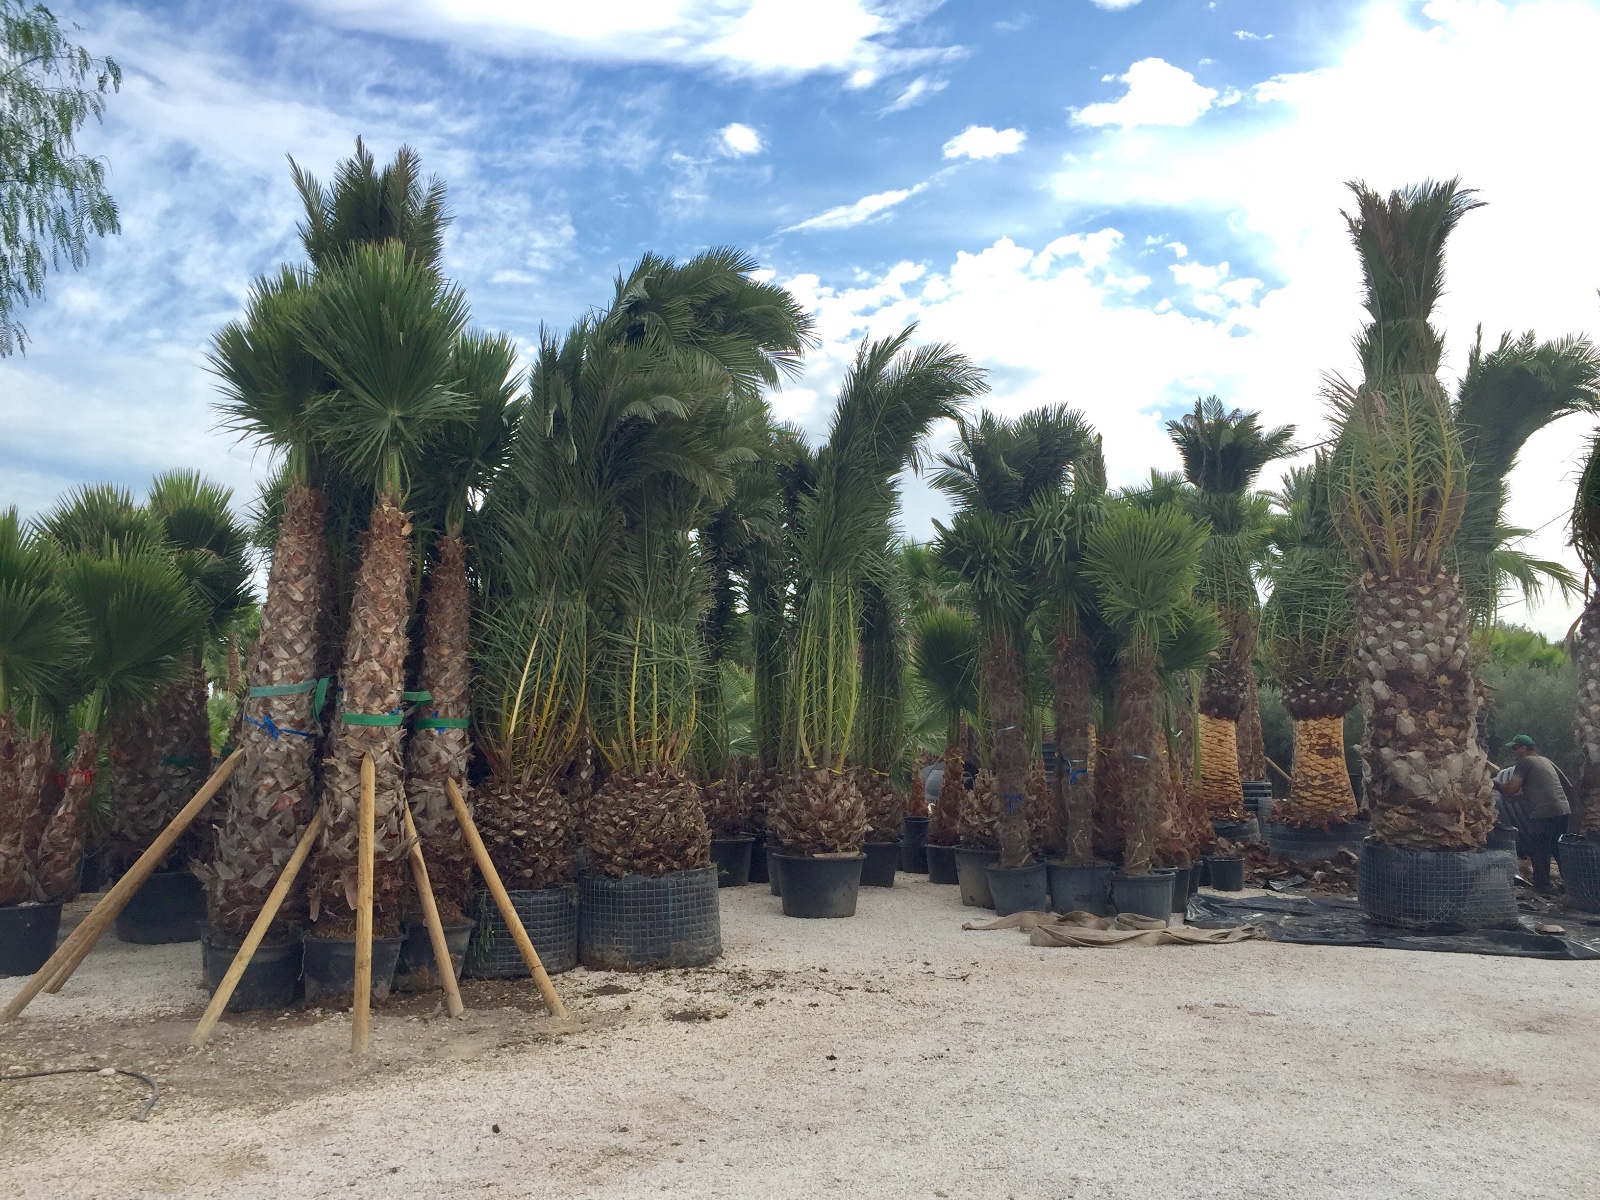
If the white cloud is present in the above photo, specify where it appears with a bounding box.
[1090,0,1144,9]
[1072,58,1220,129]
[786,183,929,232]
[942,125,1026,160]
[882,75,948,113]
[1235,30,1272,41]
[718,122,764,155]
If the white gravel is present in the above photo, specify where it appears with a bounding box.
[4,876,1600,1199]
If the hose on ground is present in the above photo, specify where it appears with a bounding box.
[0,1066,160,1120]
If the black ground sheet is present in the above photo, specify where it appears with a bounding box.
[1186,892,1600,960]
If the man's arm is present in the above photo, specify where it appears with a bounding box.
[1496,760,1528,796]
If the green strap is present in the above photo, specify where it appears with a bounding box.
[341,712,405,727]
[415,716,470,729]
[162,755,200,768]
[402,690,433,703]
[248,680,317,697]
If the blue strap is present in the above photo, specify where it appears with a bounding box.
[244,713,313,740]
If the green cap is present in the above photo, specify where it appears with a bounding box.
[1506,733,1537,749]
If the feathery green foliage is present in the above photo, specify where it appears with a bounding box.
[0,507,78,713]
[1261,457,1357,689]
[912,605,978,748]
[291,138,450,275]
[1084,501,1210,665]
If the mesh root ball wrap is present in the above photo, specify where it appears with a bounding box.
[584,765,711,879]
[768,767,866,856]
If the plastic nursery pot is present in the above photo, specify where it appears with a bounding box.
[1111,870,1175,922]
[925,843,959,885]
[1206,855,1246,891]
[768,849,785,896]
[1558,836,1600,913]
[1046,861,1114,916]
[115,869,205,944]
[1356,838,1518,932]
[748,837,770,885]
[393,919,475,993]
[1165,864,1192,913]
[985,861,1049,916]
[201,926,302,1012]
[953,847,1001,908]
[1242,781,1274,831]
[709,835,756,888]
[0,902,64,977]
[468,887,578,978]
[302,935,404,1007]
[774,853,864,919]
[861,841,901,888]
[1266,820,1371,864]
[1211,817,1260,844]
[901,816,930,874]
[579,868,722,969]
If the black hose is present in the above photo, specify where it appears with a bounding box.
[0,1066,160,1121]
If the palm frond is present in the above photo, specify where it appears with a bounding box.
[292,138,451,274]
[0,509,81,713]
[1084,501,1209,665]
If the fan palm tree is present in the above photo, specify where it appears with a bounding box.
[933,405,1091,867]
[1567,432,1600,840]
[854,570,909,845]
[769,328,983,858]
[1166,397,1294,818]
[912,605,977,848]
[1328,177,1495,852]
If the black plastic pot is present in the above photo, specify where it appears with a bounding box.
[200,926,301,1011]
[768,849,785,896]
[468,887,578,978]
[774,853,863,918]
[1195,857,1210,888]
[1266,819,1371,864]
[901,816,930,873]
[748,836,770,885]
[393,919,475,993]
[115,869,205,944]
[1165,864,1192,913]
[1211,817,1259,844]
[861,841,900,887]
[1242,781,1274,831]
[1046,861,1113,916]
[710,835,755,888]
[1111,871,1174,921]
[1206,855,1246,891]
[579,867,722,969]
[1357,839,1518,932]
[985,861,1049,916]
[302,934,404,1007]
[1559,836,1600,912]
[0,902,62,977]
[953,846,1000,908]
[925,843,959,885]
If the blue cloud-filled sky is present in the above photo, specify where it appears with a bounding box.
[5,0,1600,634]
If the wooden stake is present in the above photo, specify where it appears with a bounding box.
[2,750,244,1022]
[352,754,375,1055]
[189,808,325,1048]
[402,803,464,1019]
[445,778,567,1019]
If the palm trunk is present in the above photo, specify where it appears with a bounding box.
[1049,632,1096,863]
[584,764,712,878]
[404,535,474,920]
[1026,759,1059,857]
[768,767,866,856]
[476,775,576,888]
[0,713,27,905]
[1237,669,1268,783]
[927,743,963,846]
[961,768,1000,850]
[33,730,97,902]
[1115,657,1161,873]
[859,768,902,844]
[979,632,1031,867]
[906,757,927,817]
[1355,570,1495,850]
[1575,591,1600,838]
[200,484,327,937]
[1199,622,1251,818]
[311,498,412,936]
[1281,677,1358,826]
[107,657,211,875]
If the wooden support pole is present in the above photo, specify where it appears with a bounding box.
[402,803,464,1019]
[2,750,244,1022]
[446,778,567,1019]
[352,754,375,1055]
[189,808,325,1048]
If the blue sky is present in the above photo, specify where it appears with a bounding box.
[5,0,1600,634]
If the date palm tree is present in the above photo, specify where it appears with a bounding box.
[933,405,1091,867]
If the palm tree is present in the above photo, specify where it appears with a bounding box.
[292,138,448,276]
[933,406,1091,867]
[911,605,977,848]
[1566,432,1600,840]
[1260,459,1360,826]
[1166,397,1294,818]
[769,328,983,858]
[1083,500,1214,873]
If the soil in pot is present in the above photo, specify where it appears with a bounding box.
[901,816,930,873]
[0,902,63,977]
[393,919,475,992]
[1112,871,1174,922]
[861,841,900,887]
[1207,855,1245,891]
[985,861,1049,916]
[1046,861,1113,916]
[774,853,863,919]
[925,843,959,885]
[953,847,1000,908]
[302,935,404,1007]
[200,927,301,1011]
[115,869,205,944]
[710,836,756,888]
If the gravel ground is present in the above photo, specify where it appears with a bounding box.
[4,877,1600,1199]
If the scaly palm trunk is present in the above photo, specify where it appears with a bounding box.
[1092,730,1125,861]
[1237,669,1268,783]
[107,657,211,875]
[584,765,712,877]
[1575,592,1600,838]
[1281,676,1358,826]
[476,776,576,889]
[1355,570,1495,849]
[1115,658,1162,873]
[738,763,781,838]
[404,535,474,919]
[1199,623,1252,819]
[979,633,1032,867]
[927,743,963,846]
[1049,632,1096,863]
[1026,759,1059,857]
[311,498,412,935]
[201,484,327,937]
[33,730,97,902]
[858,768,902,844]
[768,767,866,856]
[0,713,27,905]
[961,769,1000,849]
